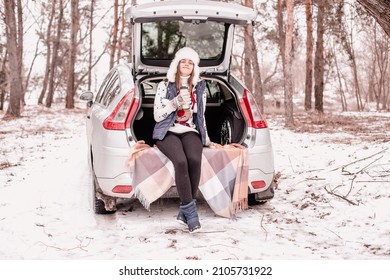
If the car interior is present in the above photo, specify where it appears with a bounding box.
[132,76,246,146]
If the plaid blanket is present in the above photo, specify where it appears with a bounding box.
[127,141,248,218]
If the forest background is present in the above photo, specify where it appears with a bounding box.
[1,0,390,124]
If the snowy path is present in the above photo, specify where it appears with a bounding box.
[1,105,390,259]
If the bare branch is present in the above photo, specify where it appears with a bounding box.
[324,185,358,206]
[329,148,388,172]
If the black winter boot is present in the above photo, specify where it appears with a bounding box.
[179,200,201,233]
[176,208,187,225]
[176,199,197,225]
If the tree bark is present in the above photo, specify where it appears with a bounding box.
[38,0,56,105]
[284,0,294,127]
[244,25,253,92]
[24,39,40,100]
[348,27,363,111]
[46,0,64,108]
[87,0,95,91]
[250,33,264,113]
[4,0,23,117]
[357,0,390,38]
[116,0,126,64]
[373,24,389,110]
[332,45,347,111]
[304,0,313,111]
[244,0,264,112]
[0,54,7,111]
[109,0,119,70]
[314,0,325,113]
[16,0,24,104]
[66,0,79,109]
[277,0,286,70]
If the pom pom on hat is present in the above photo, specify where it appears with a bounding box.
[166,47,200,85]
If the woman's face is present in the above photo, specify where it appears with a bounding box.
[178,59,194,76]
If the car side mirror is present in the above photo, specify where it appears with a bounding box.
[80,91,94,101]
[80,91,94,108]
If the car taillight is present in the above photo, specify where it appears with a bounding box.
[103,89,139,130]
[112,185,133,193]
[239,89,268,129]
[251,180,266,189]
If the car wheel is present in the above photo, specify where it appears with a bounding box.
[248,193,268,206]
[220,116,233,145]
[92,173,116,215]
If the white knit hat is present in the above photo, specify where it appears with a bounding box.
[166,47,200,85]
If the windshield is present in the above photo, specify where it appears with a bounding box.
[141,20,227,61]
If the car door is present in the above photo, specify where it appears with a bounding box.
[126,0,258,76]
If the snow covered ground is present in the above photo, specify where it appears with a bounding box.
[0,102,389,263]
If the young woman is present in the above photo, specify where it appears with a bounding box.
[152,47,212,233]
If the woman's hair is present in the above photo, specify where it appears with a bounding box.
[175,62,194,92]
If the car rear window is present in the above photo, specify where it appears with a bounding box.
[141,20,226,61]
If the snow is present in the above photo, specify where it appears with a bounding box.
[1,102,389,267]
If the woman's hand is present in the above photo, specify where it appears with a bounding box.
[174,89,191,108]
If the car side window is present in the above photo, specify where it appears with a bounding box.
[100,74,120,107]
[205,80,223,103]
[95,71,115,104]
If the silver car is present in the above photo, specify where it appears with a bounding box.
[80,0,275,214]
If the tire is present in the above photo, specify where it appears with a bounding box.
[92,173,116,215]
[220,104,245,144]
[248,193,268,206]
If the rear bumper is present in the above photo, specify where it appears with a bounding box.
[247,143,275,194]
[95,144,275,199]
[98,174,134,198]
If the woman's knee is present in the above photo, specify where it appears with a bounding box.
[186,153,202,167]
[174,158,189,172]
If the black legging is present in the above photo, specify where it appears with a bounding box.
[156,131,203,205]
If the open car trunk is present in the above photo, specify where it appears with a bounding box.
[132,76,247,146]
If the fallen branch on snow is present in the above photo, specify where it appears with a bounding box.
[324,185,358,206]
[355,180,390,183]
[260,214,268,241]
[329,148,388,172]
[36,236,93,252]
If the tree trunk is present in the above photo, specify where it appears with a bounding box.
[66,0,79,109]
[277,0,286,70]
[4,0,23,118]
[38,0,56,105]
[349,33,363,111]
[352,59,363,111]
[373,24,389,110]
[16,0,24,105]
[304,0,313,111]
[357,0,390,38]
[284,0,294,127]
[25,39,40,101]
[109,0,119,70]
[244,0,263,112]
[244,26,252,92]
[116,0,126,64]
[46,0,63,108]
[314,0,325,113]
[88,0,95,91]
[0,87,5,111]
[0,55,6,111]
[250,33,264,113]
[333,45,347,111]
